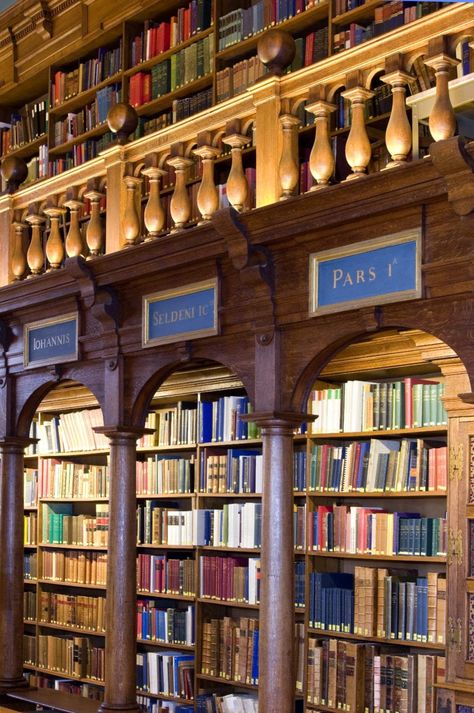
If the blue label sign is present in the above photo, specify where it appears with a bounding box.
[143,279,218,346]
[25,313,78,368]
[310,230,421,315]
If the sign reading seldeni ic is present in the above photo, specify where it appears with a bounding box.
[309,228,421,316]
[24,313,79,368]
[143,279,218,347]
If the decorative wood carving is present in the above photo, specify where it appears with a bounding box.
[141,156,166,240]
[167,143,194,231]
[278,111,301,199]
[194,131,221,223]
[90,287,121,371]
[122,175,142,248]
[381,70,412,167]
[341,84,374,179]
[305,86,336,189]
[222,120,250,212]
[43,204,66,270]
[83,184,105,257]
[11,217,27,280]
[64,189,85,258]
[430,136,474,216]
[24,208,45,276]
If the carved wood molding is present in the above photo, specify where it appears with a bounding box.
[213,207,275,345]
[430,136,474,216]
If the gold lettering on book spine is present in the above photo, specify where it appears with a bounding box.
[450,443,463,482]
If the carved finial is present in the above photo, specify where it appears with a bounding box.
[107,103,139,145]
[1,156,28,194]
[257,29,296,77]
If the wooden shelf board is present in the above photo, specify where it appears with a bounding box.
[39,497,108,503]
[34,449,109,458]
[23,619,36,625]
[307,551,446,562]
[30,666,105,687]
[137,543,194,550]
[197,492,262,498]
[216,1,329,63]
[137,443,196,453]
[307,627,445,649]
[199,438,262,447]
[38,579,106,590]
[38,621,105,636]
[306,490,447,498]
[49,123,110,156]
[49,72,123,117]
[308,426,447,439]
[136,638,194,650]
[24,505,38,510]
[8,686,103,713]
[137,590,195,600]
[136,492,195,499]
[39,544,108,551]
[135,74,212,118]
[3,134,46,161]
[197,596,259,609]
[135,690,193,703]
[24,579,37,585]
[124,28,214,77]
[198,546,261,553]
[332,0,383,25]
[197,672,257,690]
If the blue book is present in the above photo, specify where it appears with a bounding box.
[199,401,212,443]
[251,629,259,684]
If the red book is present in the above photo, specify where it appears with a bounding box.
[436,446,447,491]
[143,73,151,104]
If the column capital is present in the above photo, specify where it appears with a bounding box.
[241,410,314,429]
[94,425,154,441]
[0,435,37,450]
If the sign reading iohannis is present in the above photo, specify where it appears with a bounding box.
[309,229,421,316]
[143,279,218,347]
[24,313,78,368]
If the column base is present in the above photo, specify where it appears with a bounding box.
[0,675,28,692]
[98,703,141,713]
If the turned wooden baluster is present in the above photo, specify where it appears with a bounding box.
[425,42,459,142]
[341,84,374,179]
[382,69,412,167]
[83,188,105,257]
[64,192,85,257]
[44,205,66,270]
[25,211,46,277]
[222,120,250,211]
[122,176,142,248]
[167,143,193,231]
[279,109,301,198]
[194,131,221,223]
[141,158,167,240]
[305,87,336,189]
[11,217,27,280]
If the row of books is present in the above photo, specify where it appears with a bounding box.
[136,651,194,698]
[39,591,106,633]
[41,503,109,547]
[34,409,108,454]
[308,440,447,493]
[309,568,445,643]
[24,551,37,579]
[306,505,447,556]
[218,0,323,50]
[128,34,213,107]
[291,27,329,72]
[48,132,114,175]
[216,57,266,103]
[51,42,123,105]
[37,460,109,499]
[136,602,194,645]
[200,396,259,443]
[37,634,104,680]
[53,84,121,146]
[130,0,212,65]
[201,616,259,684]
[334,4,442,52]
[199,449,262,493]
[137,554,194,596]
[306,639,444,713]
[137,456,193,495]
[196,694,258,713]
[24,512,37,545]
[199,555,260,604]
[24,590,36,621]
[173,87,213,122]
[24,146,49,183]
[41,549,108,586]
[1,94,48,152]
[140,402,199,447]
[309,378,447,433]
[26,674,103,701]
[24,468,38,506]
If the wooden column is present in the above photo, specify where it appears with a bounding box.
[96,427,145,713]
[381,69,413,167]
[248,412,304,713]
[0,437,32,691]
[250,76,283,207]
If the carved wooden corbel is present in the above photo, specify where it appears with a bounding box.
[358,305,383,332]
[213,207,275,345]
[65,256,96,308]
[430,136,474,216]
[176,341,193,362]
[24,1,52,39]
[90,287,121,371]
